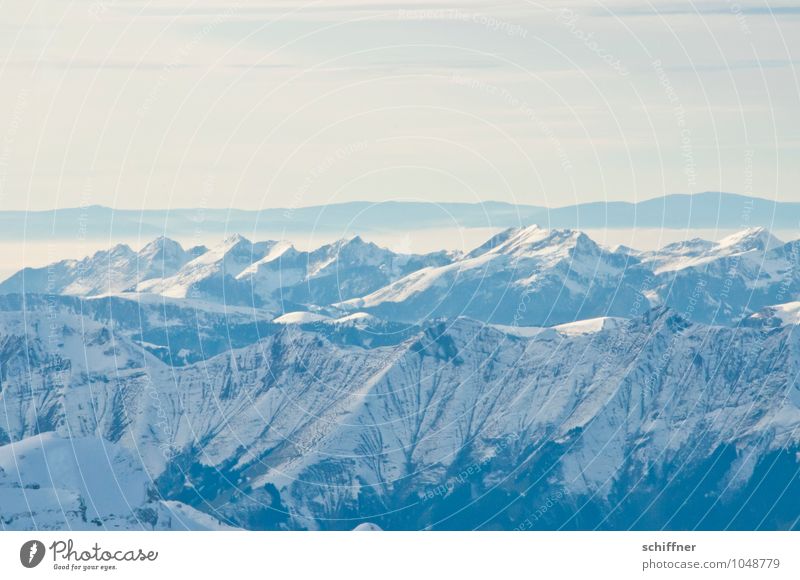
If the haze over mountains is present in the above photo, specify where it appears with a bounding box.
[1,192,797,241]
[1,215,799,531]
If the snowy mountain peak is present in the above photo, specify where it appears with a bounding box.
[717,226,782,253]
[190,234,272,267]
[243,240,296,267]
[653,237,715,257]
[220,233,261,255]
[495,225,552,252]
[141,235,181,251]
[0,239,194,297]
[643,226,784,275]
[105,243,136,258]
[139,236,184,260]
[338,234,367,247]
[500,227,609,268]
[473,225,594,261]
[132,235,279,300]
[467,225,543,258]
[327,234,379,255]
[306,236,391,276]
[134,237,192,283]
[223,232,249,245]
[337,225,641,326]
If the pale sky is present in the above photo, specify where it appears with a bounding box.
[1,0,798,211]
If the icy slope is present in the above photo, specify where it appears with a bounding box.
[0,434,235,530]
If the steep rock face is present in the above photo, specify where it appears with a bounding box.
[245,312,800,530]
[1,302,798,530]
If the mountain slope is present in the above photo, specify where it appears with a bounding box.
[1,300,798,530]
[0,233,455,312]
[237,235,454,307]
[0,433,235,530]
[641,227,782,274]
[338,225,648,326]
[4,226,797,329]
[135,234,274,303]
[646,229,800,324]
[0,237,203,296]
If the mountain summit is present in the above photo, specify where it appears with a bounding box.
[0,238,198,296]
[338,225,645,326]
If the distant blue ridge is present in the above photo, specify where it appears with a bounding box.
[2,192,796,239]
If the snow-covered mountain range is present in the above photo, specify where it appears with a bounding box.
[0,225,798,530]
[3,224,796,326]
[0,237,208,296]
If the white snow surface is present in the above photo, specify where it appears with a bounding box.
[273,311,331,324]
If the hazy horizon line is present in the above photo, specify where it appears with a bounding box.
[0,191,789,213]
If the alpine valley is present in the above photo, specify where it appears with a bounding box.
[1,224,799,531]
